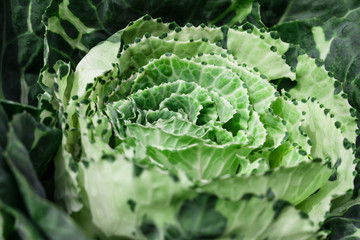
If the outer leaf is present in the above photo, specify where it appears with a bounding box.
[0,0,51,104]
[200,160,332,206]
[266,1,360,111]
[217,194,317,239]
[3,112,88,240]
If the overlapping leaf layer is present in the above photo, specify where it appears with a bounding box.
[41,16,357,239]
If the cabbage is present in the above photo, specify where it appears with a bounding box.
[1,1,360,239]
[41,16,357,239]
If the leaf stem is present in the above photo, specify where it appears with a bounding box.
[20,69,29,105]
[277,0,294,25]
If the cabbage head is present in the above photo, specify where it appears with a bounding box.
[40,15,357,240]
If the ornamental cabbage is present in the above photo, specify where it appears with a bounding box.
[39,15,358,239]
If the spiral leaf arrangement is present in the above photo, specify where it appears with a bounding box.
[42,15,357,239]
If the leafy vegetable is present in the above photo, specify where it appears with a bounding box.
[1,0,360,239]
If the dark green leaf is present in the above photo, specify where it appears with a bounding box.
[165,194,227,239]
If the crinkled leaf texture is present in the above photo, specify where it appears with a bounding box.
[38,14,359,240]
